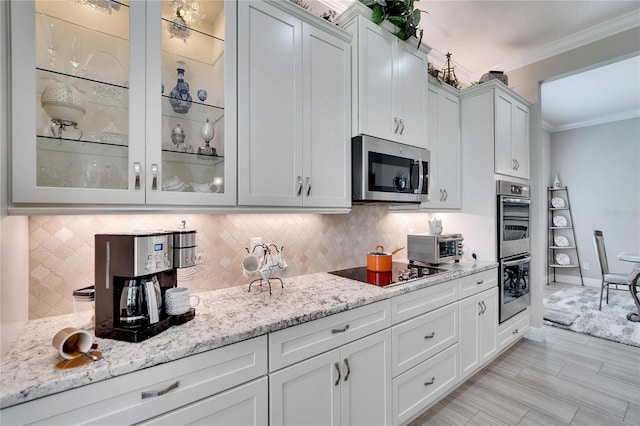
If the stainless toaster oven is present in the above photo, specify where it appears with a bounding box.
[407,233,463,264]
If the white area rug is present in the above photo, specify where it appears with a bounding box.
[543,286,640,347]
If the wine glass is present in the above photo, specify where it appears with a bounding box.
[197,89,207,113]
[41,10,60,69]
[69,30,82,75]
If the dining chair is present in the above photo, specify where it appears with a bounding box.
[593,230,633,310]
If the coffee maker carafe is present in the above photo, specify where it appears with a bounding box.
[118,276,161,328]
[95,232,184,342]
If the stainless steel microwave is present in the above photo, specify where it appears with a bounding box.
[352,135,429,204]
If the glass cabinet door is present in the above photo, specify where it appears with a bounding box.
[145,0,236,206]
[11,0,145,205]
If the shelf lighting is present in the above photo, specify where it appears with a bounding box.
[74,0,121,14]
[166,0,205,42]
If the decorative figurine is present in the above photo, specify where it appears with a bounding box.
[168,60,192,114]
[197,118,216,156]
[553,172,561,188]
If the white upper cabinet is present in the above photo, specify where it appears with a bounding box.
[336,2,430,149]
[237,0,351,208]
[9,0,236,210]
[494,86,530,179]
[425,79,461,209]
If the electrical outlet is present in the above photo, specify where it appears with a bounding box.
[583,262,590,271]
[250,237,262,251]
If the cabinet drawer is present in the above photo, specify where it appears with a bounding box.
[392,303,458,377]
[1,336,268,426]
[459,269,497,299]
[498,309,530,351]
[391,280,458,324]
[392,344,459,426]
[269,300,391,371]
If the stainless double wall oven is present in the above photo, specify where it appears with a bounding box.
[497,180,531,323]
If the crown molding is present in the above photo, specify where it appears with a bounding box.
[545,109,640,133]
[485,10,640,79]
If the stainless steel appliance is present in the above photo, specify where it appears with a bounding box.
[352,134,429,204]
[94,231,197,342]
[497,180,531,322]
[407,233,463,264]
[329,261,448,288]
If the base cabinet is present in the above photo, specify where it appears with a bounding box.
[269,330,392,425]
[392,344,459,425]
[138,377,268,426]
[497,308,531,351]
[459,287,498,380]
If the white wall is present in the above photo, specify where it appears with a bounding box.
[1,0,30,355]
[550,118,640,285]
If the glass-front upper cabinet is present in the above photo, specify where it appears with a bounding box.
[146,0,235,206]
[9,0,235,208]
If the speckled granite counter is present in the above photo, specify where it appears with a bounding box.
[0,261,496,409]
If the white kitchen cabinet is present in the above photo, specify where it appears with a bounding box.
[459,287,498,380]
[392,343,459,426]
[0,336,267,425]
[424,79,461,208]
[336,2,430,149]
[237,0,351,208]
[269,330,392,426]
[497,307,531,352]
[9,0,237,210]
[139,377,268,426]
[494,86,530,179]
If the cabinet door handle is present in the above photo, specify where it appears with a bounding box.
[439,189,443,202]
[512,328,519,335]
[476,279,484,285]
[399,119,405,135]
[424,332,435,339]
[443,189,448,202]
[512,159,517,170]
[306,177,311,196]
[134,162,141,190]
[296,176,303,196]
[151,164,158,191]
[344,358,351,381]
[478,302,483,316]
[331,324,350,334]
[141,381,179,399]
[394,117,400,134]
[334,362,341,386]
[424,376,436,386]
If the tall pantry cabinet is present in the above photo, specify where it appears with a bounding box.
[9,0,237,210]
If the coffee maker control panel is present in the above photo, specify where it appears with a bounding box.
[134,234,173,275]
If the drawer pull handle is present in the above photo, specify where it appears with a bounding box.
[424,376,436,386]
[512,328,519,335]
[424,332,435,339]
[332,324,350,334]
[344,358,351,381]
[141,381,179,399]
[334,362,341,386]
[476,279,484,285]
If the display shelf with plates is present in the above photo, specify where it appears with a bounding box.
[10,0,237,209]
[547,186,584,285]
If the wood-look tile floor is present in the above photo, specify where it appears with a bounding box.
[409,282,640,426]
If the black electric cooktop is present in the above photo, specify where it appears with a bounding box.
[328,261,448,288]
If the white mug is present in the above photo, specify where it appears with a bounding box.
[52,327,93,360]
[242,254,261,277]
[165,287,200,315]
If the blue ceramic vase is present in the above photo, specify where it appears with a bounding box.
[169,62,192,114]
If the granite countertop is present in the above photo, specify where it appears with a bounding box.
[0,260,496,409]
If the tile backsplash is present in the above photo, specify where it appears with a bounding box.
[29,207,431,319]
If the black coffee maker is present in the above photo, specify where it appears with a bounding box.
[94,231,195,342]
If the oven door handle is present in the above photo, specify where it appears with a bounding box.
[502,197,531,205]
[502,256,532,267]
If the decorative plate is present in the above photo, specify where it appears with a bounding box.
[551,197,566,208]
[553,215,568,227]
[554,236,569,247]
[556,253,570,265]
[81,51,127,99]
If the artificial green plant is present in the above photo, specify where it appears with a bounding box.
[359,0,424,48]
